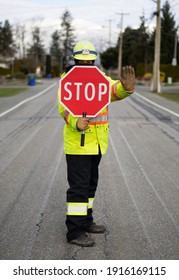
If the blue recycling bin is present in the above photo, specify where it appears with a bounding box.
[46,74,52,79]
[27,74,36,86]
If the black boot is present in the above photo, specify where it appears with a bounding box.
[87,222,106,233]
[69,233,95,247]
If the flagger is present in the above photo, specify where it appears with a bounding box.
[58,40,136,247]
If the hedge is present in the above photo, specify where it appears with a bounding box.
[136,63,179,82]
[0,68,11,75]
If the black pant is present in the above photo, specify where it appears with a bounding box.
[65,152,102,242]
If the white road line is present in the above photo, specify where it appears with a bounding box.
[135,91,179,118]
[0,82,57,118]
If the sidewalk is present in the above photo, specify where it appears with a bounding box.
[0,78,58,115]
[135,85,179,115]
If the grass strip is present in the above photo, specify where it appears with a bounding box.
[157,92,179,103]
[0,88,27,97]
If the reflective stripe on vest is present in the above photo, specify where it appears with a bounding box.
[88,197,94,209]
[66,202,88,216]
[64,110,70,123]
[89,111,108,125]
[64,109,108,125]
[112,81,122,100]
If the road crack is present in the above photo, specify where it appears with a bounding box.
[36,213,44,233]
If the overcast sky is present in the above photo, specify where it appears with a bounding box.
[1,0,179,52]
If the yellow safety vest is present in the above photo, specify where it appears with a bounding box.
[58,73,131,155]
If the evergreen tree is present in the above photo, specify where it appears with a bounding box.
[137,15,150,65]
[100,47,118,70]
[27,26,46,66]
[45,54,51,76]
[123,27,140,67]
[160,0,177,64]
[100,15,150,70]
[149,1,177,64]
[61,10,76,68]
[0,20,15,57]
[50,30,62,64]
[122,15,150,68]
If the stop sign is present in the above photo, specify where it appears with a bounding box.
[59,66,110,117]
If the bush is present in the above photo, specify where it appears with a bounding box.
[160,65,179,82]
[136,63,153,78]
[136,63,179,82]
[12,72,26,79]
[160,71,165,82]
[0,67,11,75]
[143,73,152,81]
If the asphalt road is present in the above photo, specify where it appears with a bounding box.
[0,80,179,260]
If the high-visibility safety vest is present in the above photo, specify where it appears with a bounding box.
[58,73,131,155]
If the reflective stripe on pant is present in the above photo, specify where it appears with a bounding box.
[65,152,102,242]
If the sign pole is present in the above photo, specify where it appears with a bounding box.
[80,112,86,147]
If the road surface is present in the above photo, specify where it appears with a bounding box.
[0,80,179,260]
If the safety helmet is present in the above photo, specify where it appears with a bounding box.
[72,40,97,60]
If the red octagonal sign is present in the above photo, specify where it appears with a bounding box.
[59,66,110,117]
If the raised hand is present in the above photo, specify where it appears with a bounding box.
[119,66,136,93]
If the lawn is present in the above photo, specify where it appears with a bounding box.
[157,92,179,103]
[0,88,27,97]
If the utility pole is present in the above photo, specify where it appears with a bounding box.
[172,27,178,66]
[151,0,161,93]
[117,13,129,78]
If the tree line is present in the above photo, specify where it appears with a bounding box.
[100,1,179,81]
[0,1,178,80]
[0,10,75,76]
